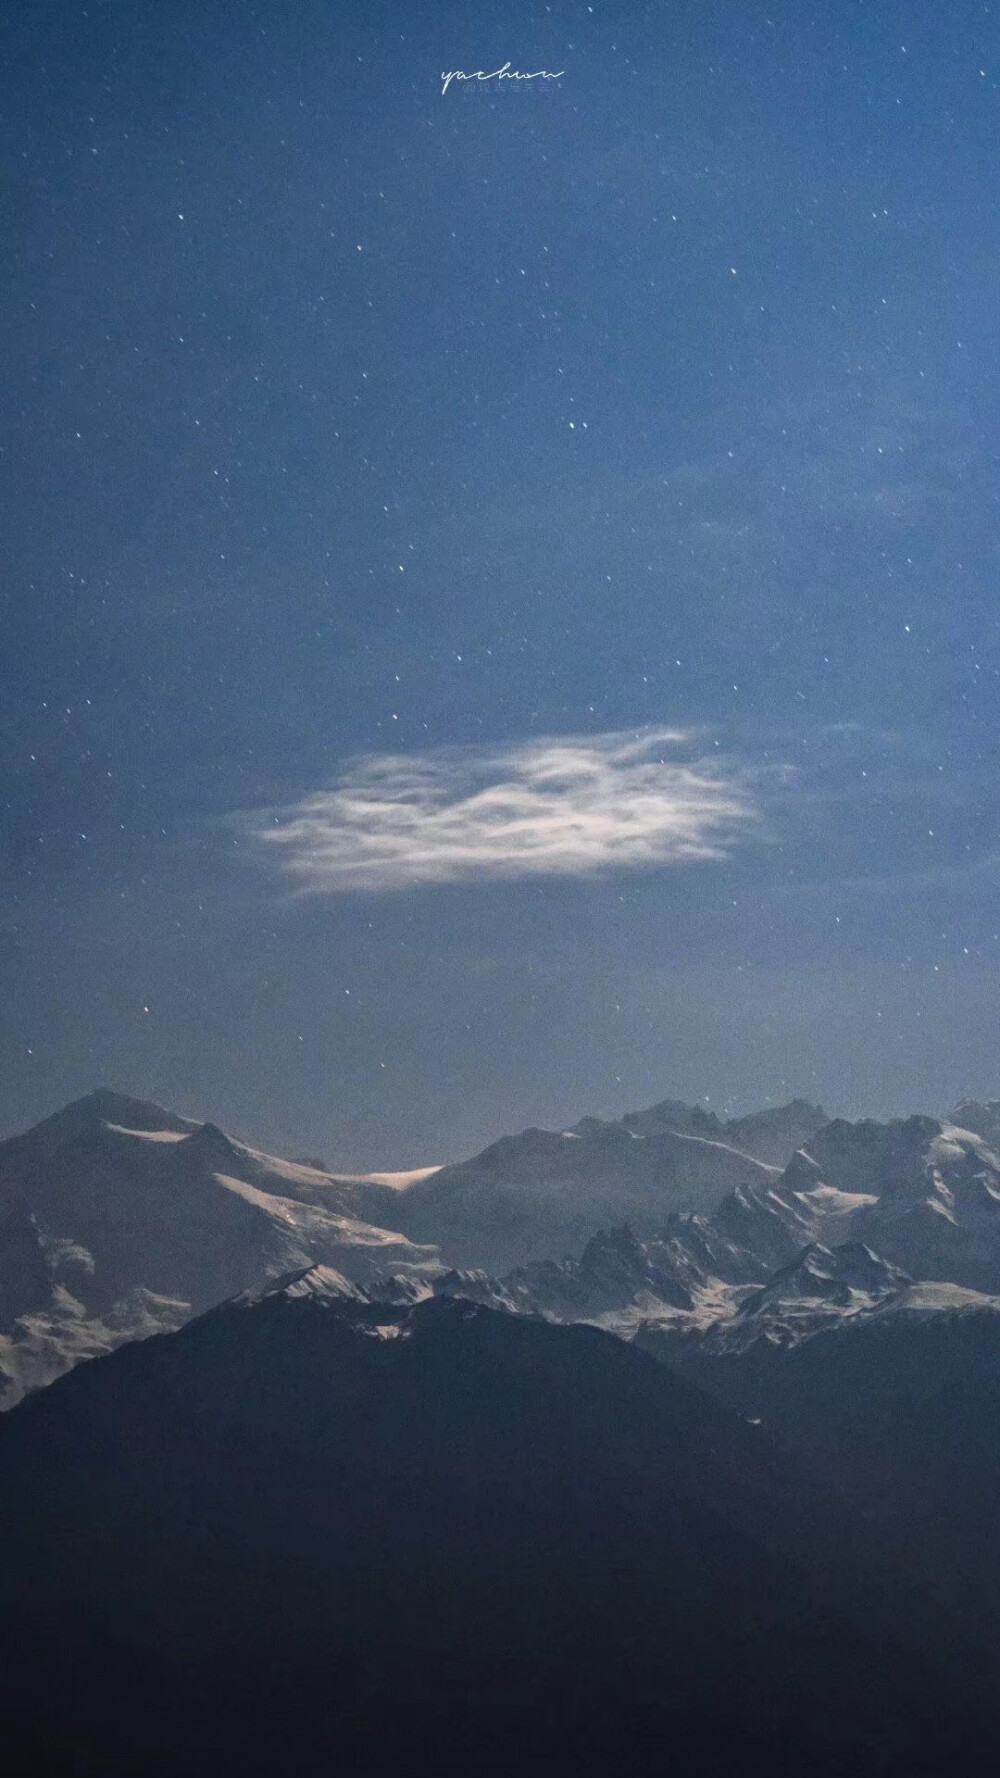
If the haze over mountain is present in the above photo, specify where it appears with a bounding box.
[388,1116,786,1273]
[0,1278,992,1775]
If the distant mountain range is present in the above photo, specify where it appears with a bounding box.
[3,1086,1000,1403]
[422,1110,1000,1344]
[393,1095,827,1274]
[388,1115,784,1272]
[619,1093,828,1163]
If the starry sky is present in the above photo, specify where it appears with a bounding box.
[2,0,998,1165]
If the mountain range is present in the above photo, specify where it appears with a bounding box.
[4,1087,1000,1402]
[3,1082,1000,1770]
[351,1110,1000,1360]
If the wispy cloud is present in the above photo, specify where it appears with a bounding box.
[247,729,760,893]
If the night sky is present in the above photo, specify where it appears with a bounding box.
[2,0,998,1166]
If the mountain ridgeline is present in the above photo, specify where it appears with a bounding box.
[0,1277,994,1775]
[4,1087,1000,1402]
[2,1084,1000,1771]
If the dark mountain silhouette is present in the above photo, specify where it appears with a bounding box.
[0,1277,993,1775]
[652,1292,1000,1646]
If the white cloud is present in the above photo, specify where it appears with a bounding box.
[247,728,760,893]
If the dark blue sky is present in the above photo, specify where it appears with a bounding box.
[2,0,998,1164]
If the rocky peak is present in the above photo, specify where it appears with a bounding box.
[179,1122,241,1166]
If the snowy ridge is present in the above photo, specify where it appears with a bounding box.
[5,1087,1000,1400]
[0,1090,439,1406]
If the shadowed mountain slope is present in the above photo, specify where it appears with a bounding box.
[0,1278,993,1775]
[649,1293,1000,1644]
